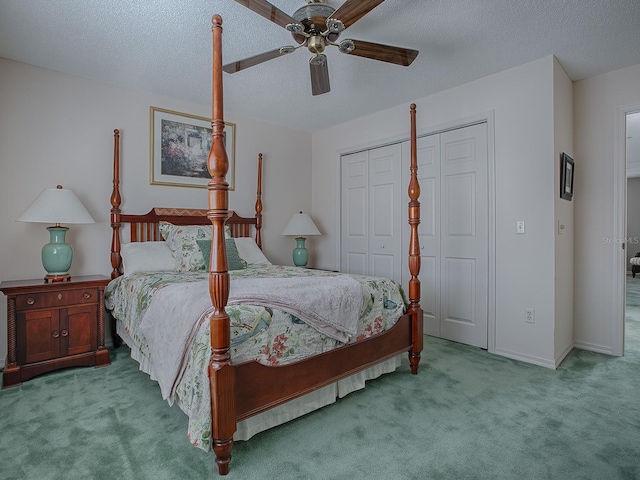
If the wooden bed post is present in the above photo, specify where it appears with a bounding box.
[110,129,122,279]
[408,104,423,374]
[255,153,263,249]
[207,15,235,476]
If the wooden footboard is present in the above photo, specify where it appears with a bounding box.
[207,15,421,475]
[234,314,413,420]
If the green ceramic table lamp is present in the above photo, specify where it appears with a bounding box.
[17,185,95,282]
[281,211,321,267]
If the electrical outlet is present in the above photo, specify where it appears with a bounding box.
[525,308,535,324]
[517,220,525,234]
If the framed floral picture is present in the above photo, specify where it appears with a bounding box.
[150,107,235,189]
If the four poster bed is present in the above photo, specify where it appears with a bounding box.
[105,15,422,476]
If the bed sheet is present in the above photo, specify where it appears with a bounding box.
[105,265,407,450]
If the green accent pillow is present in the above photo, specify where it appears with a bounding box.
[197,238,247,271]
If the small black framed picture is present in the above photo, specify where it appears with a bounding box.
[560,153,574,200]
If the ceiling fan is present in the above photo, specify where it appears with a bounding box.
[224,0,419,95]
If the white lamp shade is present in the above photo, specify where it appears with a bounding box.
[281,212,321,237]
[16,186,95,225]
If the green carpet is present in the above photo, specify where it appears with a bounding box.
[2,280,640,480]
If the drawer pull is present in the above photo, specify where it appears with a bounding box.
[61,330,69,337]
[58,293,63,301]
[83,292,91,299]
[26,297,35,305]
[52,330,60,338]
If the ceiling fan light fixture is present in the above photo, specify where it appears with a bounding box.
[309,54,327,66]
[326,18,344,34]
[286,23,305,34]
[279,45,297,55]
[338,39,355,54]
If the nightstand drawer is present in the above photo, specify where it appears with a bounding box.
[15,288,99,310]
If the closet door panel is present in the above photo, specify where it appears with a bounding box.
[444,172,475,238]
[443,257,476,325]
[440,124,488,348]
[341,151,369,275]
[368,144,402,282]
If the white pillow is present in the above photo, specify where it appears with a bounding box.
[121,242,176,276]
[234,237,271,265]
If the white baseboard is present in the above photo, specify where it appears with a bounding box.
[573,340,614,355]
[494,347,557,369]
[554,340,575,368]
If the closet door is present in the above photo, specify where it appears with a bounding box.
[440,124,488,348]
[402,123,489,349]
[368,144,402,281]
[341,144,402,282]
[341,151,369,276]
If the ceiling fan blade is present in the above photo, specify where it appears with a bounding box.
[223,47,290,73]
[232,0,297,29]
[310,55,330,96]
[344,40,419,66]
[331,0,386,29]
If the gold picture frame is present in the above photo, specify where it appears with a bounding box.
[150,106,235,189]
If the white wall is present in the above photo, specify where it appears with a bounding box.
[553,57,575,364]
[0,58,312,367]
[312,56,563,367]
[574,63,640,354]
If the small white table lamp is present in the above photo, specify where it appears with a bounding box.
[17,185,95,282]
[281,212,321,267]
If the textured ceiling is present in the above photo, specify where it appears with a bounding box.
[1,0,640,133]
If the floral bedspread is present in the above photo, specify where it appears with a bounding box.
[105,265,407,450]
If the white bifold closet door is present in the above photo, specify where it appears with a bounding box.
[341,123,488,349]
[341,143,403,283]
[402,123,489,349]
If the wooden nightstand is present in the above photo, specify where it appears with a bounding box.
[1,275,111,388]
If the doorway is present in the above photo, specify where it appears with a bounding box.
[614,105,640,356]
[625,112,640,351]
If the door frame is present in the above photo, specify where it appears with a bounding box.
[335,110,497,353]
[613,103,640,356]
